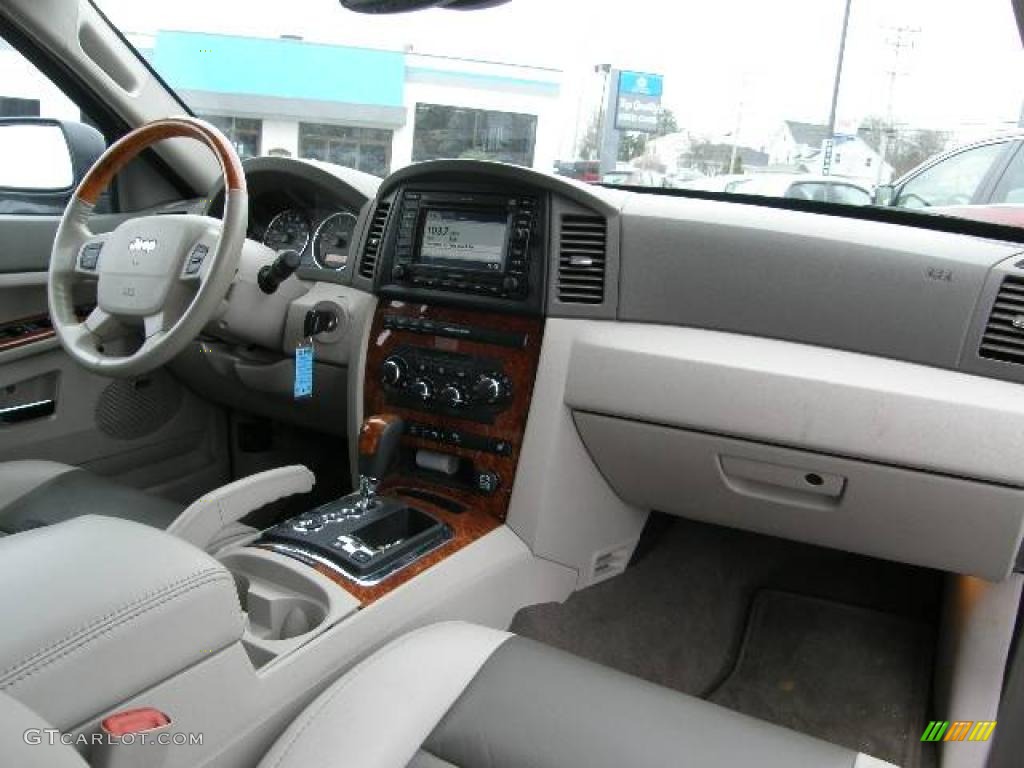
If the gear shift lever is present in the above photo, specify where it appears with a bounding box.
[357,414,404,511]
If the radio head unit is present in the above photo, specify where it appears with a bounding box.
[385,188,539,304]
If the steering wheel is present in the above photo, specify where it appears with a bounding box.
[48,117,247,378]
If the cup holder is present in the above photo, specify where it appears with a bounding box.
[220,551,333,647]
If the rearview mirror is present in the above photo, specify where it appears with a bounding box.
[339,0,509,13]
[873,183,896,206]
[0,119,106,214]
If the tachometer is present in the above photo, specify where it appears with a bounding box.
[263,209,310,253]
[312,211,358,270]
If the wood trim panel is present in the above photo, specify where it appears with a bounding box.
[364,301,544,523]
[0,313,55,354]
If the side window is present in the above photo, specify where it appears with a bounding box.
[0,35,106,215]
[990,145,1024,204]
[895,142,1006,208]
[787,182,826,201]
[830,184,870,206]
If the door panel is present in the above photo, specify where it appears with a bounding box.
[0,213,229,502]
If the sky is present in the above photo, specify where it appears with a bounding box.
[98,0,1024,152]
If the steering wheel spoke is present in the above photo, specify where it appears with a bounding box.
[82,306,124,342]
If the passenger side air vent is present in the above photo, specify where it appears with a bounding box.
[358,200,391,280]
[557,214,607,304]
[980,275,1024,365]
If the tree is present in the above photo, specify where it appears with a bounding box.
[619,133,647,161]
[858,116,950,178]
[578,111,601,161]
[657,108,679,136]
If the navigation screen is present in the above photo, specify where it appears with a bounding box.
[418,209,508,271]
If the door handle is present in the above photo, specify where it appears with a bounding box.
[0,399,56,425]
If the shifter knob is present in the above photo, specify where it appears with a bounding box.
[357,413,405,482]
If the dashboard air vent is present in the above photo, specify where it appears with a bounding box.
[358,200,391,280]
[980,275,1024,364]
[558,214,607,304]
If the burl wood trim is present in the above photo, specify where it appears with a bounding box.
[76,117,245,205]
[0,308,90,354]
[0,319,54,353]
[364,301,545,523]
[309,489,502,604]
[358,413,403,457]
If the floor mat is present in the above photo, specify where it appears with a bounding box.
[709,590,932,767]
[510,517,940,766]
[511,518,939,699]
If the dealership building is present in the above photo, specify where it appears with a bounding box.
[0,30,564,177]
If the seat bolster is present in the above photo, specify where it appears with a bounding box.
[258,622,511,768]
[0,690,88,768]
[0,461,75,511]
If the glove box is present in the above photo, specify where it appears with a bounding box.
[573,411,1024,581]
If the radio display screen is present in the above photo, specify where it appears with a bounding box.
[417,209,508,272]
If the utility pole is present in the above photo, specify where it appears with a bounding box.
[876,26,918,186]
[727,76,746,175]
[825,0,853,141]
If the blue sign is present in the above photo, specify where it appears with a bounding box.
[618,71,664,98]
[615,71,664,133]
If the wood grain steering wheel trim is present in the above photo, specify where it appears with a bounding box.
[75,116,245,205]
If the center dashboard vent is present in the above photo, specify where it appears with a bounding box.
[358,200,391,280]
[980,275,1024,364]
[557,214,607,304]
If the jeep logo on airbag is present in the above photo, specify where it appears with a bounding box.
[128,237,157,253]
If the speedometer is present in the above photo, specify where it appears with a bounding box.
[312,211,358,271]
[263,209,310,253]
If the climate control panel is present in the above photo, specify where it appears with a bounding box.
[380,346,512,422]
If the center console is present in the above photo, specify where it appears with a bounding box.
[251,179,548,604]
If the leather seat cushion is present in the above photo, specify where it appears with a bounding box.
[260,622,893,768]
[0,466,182,534]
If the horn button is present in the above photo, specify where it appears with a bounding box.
[98,217,201,316]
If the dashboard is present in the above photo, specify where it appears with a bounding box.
[185,156,1024,583]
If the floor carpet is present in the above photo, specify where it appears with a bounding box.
[708,590,932,767]
[510,516,940,766]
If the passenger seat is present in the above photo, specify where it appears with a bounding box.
[0,622,896,768]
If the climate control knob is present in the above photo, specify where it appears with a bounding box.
[381,355,408,388]
[411,377,435,403]
[439,383,467,409]
[472,374,504,405]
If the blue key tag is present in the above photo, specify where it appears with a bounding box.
[294,341,314,399]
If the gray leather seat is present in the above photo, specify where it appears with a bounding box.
[0,460,182,536]
[263,622,894,768]
[0,621,894,768]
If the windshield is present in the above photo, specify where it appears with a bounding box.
[96,0,1024,228]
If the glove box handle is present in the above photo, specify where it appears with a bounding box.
[718,455,846,510]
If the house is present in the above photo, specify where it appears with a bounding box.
[767,121,830,165]
[767,121,893,187]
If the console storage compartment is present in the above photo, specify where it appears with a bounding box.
[0,516,245,730]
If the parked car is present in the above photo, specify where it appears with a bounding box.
[676,173,753,193]
[875,132,1024,226]
[739,173,873,205]
[601,169,668,187]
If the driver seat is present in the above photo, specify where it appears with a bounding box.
[0,460,182,536]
